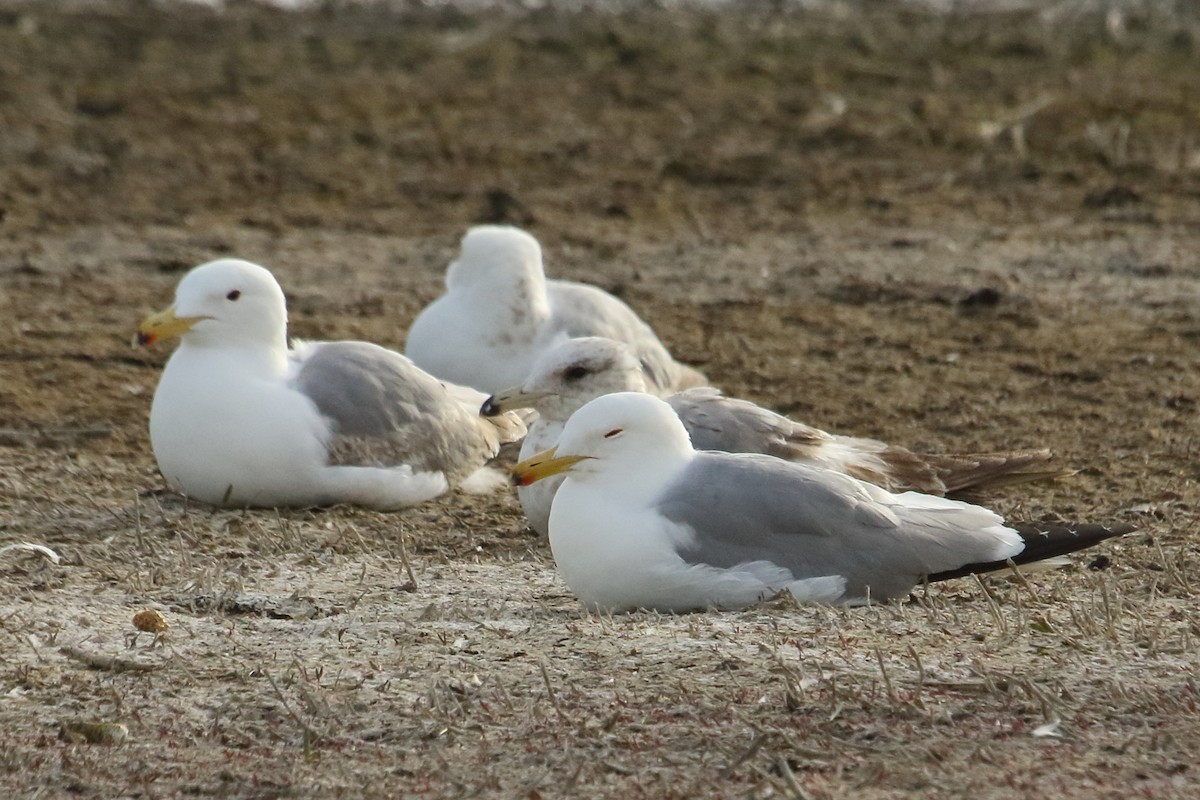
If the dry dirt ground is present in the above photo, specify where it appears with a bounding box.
[2,1,1200,797]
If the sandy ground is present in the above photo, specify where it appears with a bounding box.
[2,1,1199,797]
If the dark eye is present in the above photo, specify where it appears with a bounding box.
[563,365,589,381]
[603,428,623,439]
[226,290,241,301]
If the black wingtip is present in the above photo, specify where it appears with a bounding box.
[1010,521,1135,563]
[927,521,1134,584]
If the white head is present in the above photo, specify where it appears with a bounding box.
[483,337,649,420]
[512,392,694,500]
[444,225,546,294]
[137,259,288,352]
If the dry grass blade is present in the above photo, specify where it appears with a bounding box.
[264,669,327,745]
[874,647,899,706]
[720,730,772,780]
[972,574,1009,636]
[775,756,816,800]
[397,529,419,591]
[906,644,925,686]
[538,659,575,728]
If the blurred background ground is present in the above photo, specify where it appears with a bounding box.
[1,1,1199,797]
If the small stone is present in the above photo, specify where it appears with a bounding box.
[59,721,128,745]
[132,609,169,633]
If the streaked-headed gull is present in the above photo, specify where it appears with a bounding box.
[486,337,1069,536]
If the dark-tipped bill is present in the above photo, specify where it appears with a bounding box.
[511,447,591,487]
[134,307,206,347]
[481,386,549,418]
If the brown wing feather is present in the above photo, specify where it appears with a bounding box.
[872,448,1074,499]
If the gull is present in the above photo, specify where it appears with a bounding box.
[484,336,1070,536]
[511,392,1129,613]
[136,259,526,510]
[404,225,706,395]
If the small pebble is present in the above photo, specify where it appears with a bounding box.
[133,609,169,633]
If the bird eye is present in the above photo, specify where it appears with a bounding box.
[226,290,241,301]
[563,365,589,381]
[603,428,623,439]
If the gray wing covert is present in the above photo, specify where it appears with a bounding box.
[655,452,989,601]
[669,388,827,458]
[291,341,493,481]
[657,453,894,572]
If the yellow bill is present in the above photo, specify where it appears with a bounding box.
[511,447,592,487]
[134,306,206,347]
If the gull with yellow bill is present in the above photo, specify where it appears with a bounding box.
[512,392,1130,613]
[136,259,525,509]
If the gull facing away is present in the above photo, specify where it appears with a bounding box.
[511,392,1129,613]
[136,259,526,510]
[404,225,706,395]
[484,337,1071,536]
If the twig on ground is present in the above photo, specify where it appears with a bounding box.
[0,542,61,564]
[60,645,158,673]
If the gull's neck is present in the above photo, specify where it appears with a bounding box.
[176,335,290,378]
[535,394,589,425]
[452,261,552,333]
